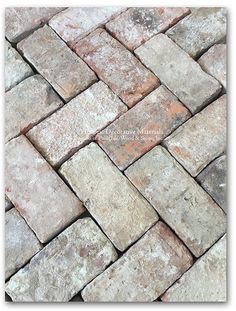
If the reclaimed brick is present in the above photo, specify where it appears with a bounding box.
[59,143,158,251]
[5,75,63,142]
[166,8,227,58]
[106,7,190,50]
[161,234,226,302]
[5,7,65,43]
[5,195,13,212]
[5,208,42,280]
[96,85,191,170]
[198,44,226,90]
[197,155,226,212]
[5,136,84,243]
[5,40,33,91]
[17,25,97,101]
[5,218,117,302]
[49,7,126,47]
[125,146,226,257]
[135,34,222,113]
[74,28,159,107]
[163,95,226,177]
[82,221,193,302]
[27,81,127,167]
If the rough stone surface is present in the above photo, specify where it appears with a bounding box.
[74,28,159,107]
[5,7,65,42]
[164,95,226,176]
[125,146,226,257]
[5,40,33,91]
[5,195,13,212]
[82,221,193,302]
[60,143,158,251]
[96,85,191,170]
[5,75,63,142]
[5,136,84,243]
[135,34,222,113]
[27,81,127,167]
[106,7,190,50]
[49,7,126,47]
[161,234,226,302]
[17,25,97,101]
[197,155,226,212]
[198,44,226,90]
[5,208,42,280]
[166,8,227,58]
[5,218,117,302]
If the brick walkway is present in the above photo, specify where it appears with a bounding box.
[5,7,227,302]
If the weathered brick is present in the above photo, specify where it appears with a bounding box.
[5,75,63,142]
[125,146,226,257]
[198,44,226,90]
[17,25,97,101]
[96,85,191,170]
[59,143,158,251]
[166,8,227,58]
[27,81,127,167]
[163,95,226,176]
[82,221,193,302]
[161,234,226,302]
[49,7,126,47]
[5,218,117,302]
[74,28,159,107]
[5,40,33,91]
[5,7,65,43]
[106,7,190,50]
[5,195,12,212]
[135,34,222,113]
[5,208,42,280]
[197,155,226,212]
[5,136,84,243]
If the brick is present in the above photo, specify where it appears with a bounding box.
[27,81,127,167]
[5,136,84,243]
[163,95,226,176]
[82,221,193,302]
[59,143,158,251]
[96,85,191,170]
[17,25,97,101]
[49,7,126,47]
[5,195,12,212]
[74,28,159,107]
[166,8,227,58]
[125,146,226,257]
[5,218,117,302]
[5,7,65,43]
[161,234,226,302]
[198,44,226,90]
[5,208,42,280]
[106,7,190,50]
[135,34,222,113]
[5,75,63,142]
[5,40,33,91]
[197,155,226,212]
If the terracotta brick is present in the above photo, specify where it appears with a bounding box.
[59,143,158,251]
[96,85,191,170]
[5,195,12,212]
[74,28,159,107]
[27,81,127,167]
[125,146,226,257]
[106,7,190,50]
[5,75,63,142]
[135,34,222,113]
[17,25,97,101]
[161,234,226,302]
[166,8,227,58]
[164,95,226,177]
[5,136,84,243]
[5,218,117,302]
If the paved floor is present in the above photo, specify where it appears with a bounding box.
[5,7,227,302]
